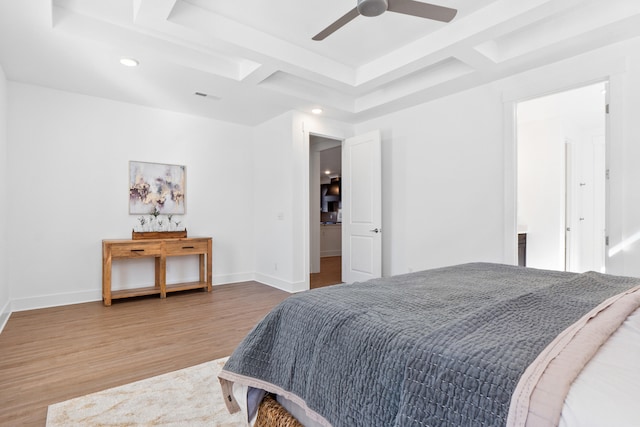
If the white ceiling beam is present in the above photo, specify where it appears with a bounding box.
[166,1,356,86]
[133,0,177,23]
[241,64,279,86]
[355,0,588,85]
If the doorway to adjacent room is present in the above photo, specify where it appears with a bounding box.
[516,81,607,273]
[310,135,343,288]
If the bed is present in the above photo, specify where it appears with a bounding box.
[218,263,640,426]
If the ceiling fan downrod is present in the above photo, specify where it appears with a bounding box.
[357,0,388,17]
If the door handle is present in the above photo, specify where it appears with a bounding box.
[369,228,381,233]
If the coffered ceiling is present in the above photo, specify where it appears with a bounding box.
[1,0,639,125]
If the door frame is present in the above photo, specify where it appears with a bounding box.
[304,126,383,288]
[309,135,342,275]
[504,78,611,271]
[302,124,350,291]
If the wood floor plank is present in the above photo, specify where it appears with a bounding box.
[310,256,342,289]
[0,282,289,427]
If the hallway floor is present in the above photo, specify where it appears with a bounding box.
[310,256,342,289]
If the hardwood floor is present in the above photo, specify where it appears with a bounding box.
[0,282,289,427]
[310,256,342,289]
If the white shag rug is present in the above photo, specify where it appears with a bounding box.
[46,357,245,426]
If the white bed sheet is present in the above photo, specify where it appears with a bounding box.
[559,306,640,427]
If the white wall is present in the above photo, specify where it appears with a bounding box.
[611,47,640,277]
[0,65,9,330]
[7,83,255,310]
[517,118,566,271]
[355,85,506,276]
[252,112,296,291]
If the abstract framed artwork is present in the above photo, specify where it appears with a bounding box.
[129,161,186,214]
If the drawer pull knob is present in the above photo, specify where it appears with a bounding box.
[182,246,195,249]
[131,249,145,252]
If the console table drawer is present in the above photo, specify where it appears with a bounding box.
[109,243,162,257]
[164,240,209,255]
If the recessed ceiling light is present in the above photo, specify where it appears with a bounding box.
[312,108,323,115]
[120,57,139,67]
[325,170,331,175]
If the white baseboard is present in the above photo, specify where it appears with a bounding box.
[212,272,255,285]
[288,280,309,293]
[9,273,260,313]
[11,290,102,313]
[0,299,11,335]
[253,273,308,293]
[320,250,342,257]
[0,273,300,331]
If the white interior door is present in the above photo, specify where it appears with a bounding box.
[566,136,606,273]
[342,130,382,283]
[565,140,573,271]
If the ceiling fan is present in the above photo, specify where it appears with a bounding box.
[312,0,457,41]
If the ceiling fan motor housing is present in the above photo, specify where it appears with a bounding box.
[357,0,389,17]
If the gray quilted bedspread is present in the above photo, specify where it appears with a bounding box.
[221,263,639,426]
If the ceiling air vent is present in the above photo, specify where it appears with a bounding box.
[194,92,221,101]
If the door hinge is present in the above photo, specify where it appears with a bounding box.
[606,169,610,180]
[606,104,610,114]
[606,236,610,246]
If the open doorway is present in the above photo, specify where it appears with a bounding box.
[517,81,607,273]
[309,135,343,288]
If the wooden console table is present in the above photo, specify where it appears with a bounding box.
[102,237,212,306]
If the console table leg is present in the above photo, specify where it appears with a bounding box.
[103,250,112,306]
[157,256,167,298]
[206,239,212,292]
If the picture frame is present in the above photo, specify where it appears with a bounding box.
[129,161,186,215]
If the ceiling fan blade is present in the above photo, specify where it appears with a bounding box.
[312,7,360,41]
[387,0,457,22]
